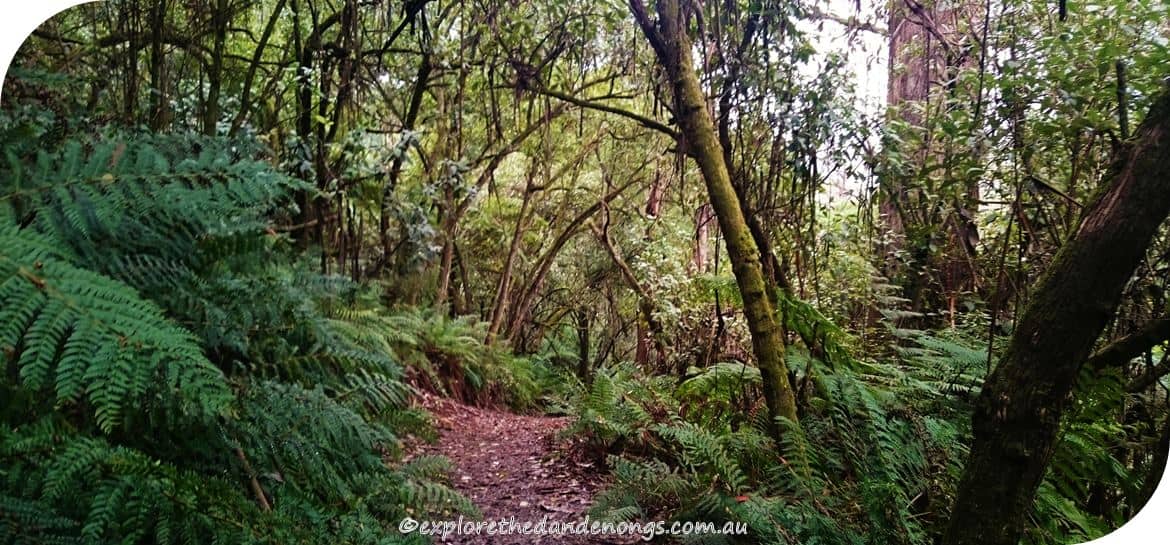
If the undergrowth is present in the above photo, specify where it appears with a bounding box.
[565,312,1141,545]
[0,116,498,543]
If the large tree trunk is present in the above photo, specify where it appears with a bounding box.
[628,0,798,431]
[884,0,982,313]
[943,89,1170,545]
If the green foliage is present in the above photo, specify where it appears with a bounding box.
[2,418,244,544]
[564,364,677,454]
[384,306,539,410]
[572,362,963,545]
[575,322,1144,545]
[890,327,989,407]
[6,1,1167,543]
[1021,365,1137,545]
[0,129,469,544]
[4,134,302,266]
[0,226,231,433]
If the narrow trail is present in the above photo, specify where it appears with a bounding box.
[410,394,624,544]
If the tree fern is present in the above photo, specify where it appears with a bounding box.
[1,418,247,544]
[1,126,470,544]
[0,225,231,432]
[3,135,304,268]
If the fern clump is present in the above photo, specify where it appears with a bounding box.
[1,129,469,544]
[571,357,965,545]
[383,306,540,409]
[0,225,232,433]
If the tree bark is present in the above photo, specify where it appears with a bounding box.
[379,53,432,271]
[884,0,982,312]
[485,185,535,343]
[594,200,667,368]
[230,0,288,134]
[943,88,1170,545]
[148,0,169,130]
[628,0,799,431]
[575,309,591,384]
[204,0,229,135]
[693,203,714,273]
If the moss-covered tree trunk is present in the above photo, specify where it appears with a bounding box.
[943,88,1170,545]
[628,0,798,429]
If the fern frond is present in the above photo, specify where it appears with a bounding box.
[0,227,231,432]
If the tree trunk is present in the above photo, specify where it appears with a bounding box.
[694,203,713,273]
[148,0,169,130]
[203,0,228,135]
[646,169,665,217]
[884,0,982,312]
[575,309,591,384]
[943,89,1170,545]
[629,0,798,432]
[119,2,140,124]
[435,193,458,307]
[485,185,535,343]
[291,0,316,247]
[380,53,432,272]
[230,0,287,134]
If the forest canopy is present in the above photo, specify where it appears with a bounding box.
[2,1,1170,544]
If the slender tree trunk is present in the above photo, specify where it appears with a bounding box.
[119,2,140,124]
[379,53,432,272]
[230,0,287,134]
[453,241,472,315]
[646,169,665,217]
[575,309,591,384]
[943,89,1170,545]
[694,203,713,273]
[435,206,457,307]
[486,186,535,343]
[629,0,799,431]
[291,0,315,247]
[148,0,169,130]
[204,0,228,135]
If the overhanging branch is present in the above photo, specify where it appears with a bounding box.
[531,85,678,141]
[1086,317,1170,371]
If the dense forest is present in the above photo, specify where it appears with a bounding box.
[1,0,1169,544]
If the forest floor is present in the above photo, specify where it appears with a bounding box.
[409,393,627,544]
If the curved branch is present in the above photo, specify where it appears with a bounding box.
[1086,317,1170,371]
[531,85,679,141]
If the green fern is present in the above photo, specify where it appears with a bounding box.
[3,135,304,266]
[1,126,467,544]
[0,225,231,432]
